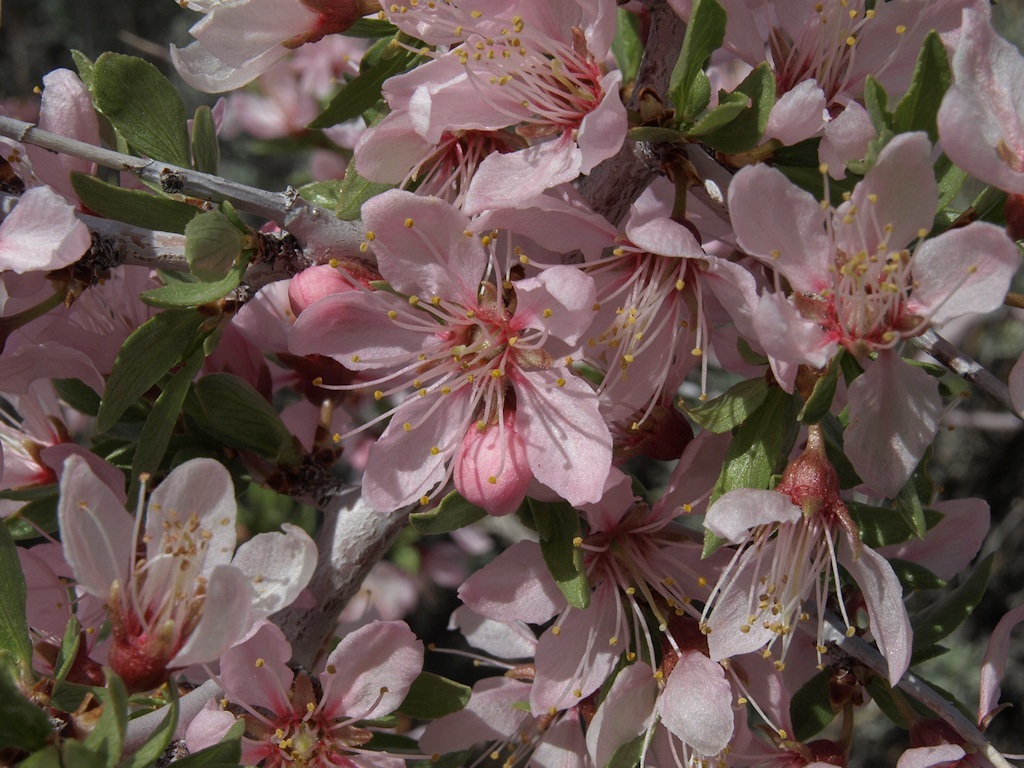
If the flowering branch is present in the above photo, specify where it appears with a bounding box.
[0,115,365,261]
[820,611,1013,768]
[911,329,1020,417]
[576,0,686,224]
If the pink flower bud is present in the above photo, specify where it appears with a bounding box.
[454,411,532,516]
[288,264,357,316]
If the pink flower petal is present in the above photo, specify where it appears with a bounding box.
[840,542,912,685]
[657,650,734,757]
[844,353,942,498]
[728,164,832,294]
[218,621,294,717]
[0,186,90,274]
[362,190,486,302]
[458,540,566,624]
[513,369,611,506]
[906,222,1019,326]
[705,489,801,543]
[319,620,423,721]
[418,677,531,755]
[530,582,620,714]
[172,564,257,668]
[979,604,1024,724]
[463,136,582,216]
[57,454,133,599]
[146,458,237,575]
[231,523,317,619]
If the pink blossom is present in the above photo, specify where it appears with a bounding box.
[583,198,758,427]
[459,433,729,714]
[728,132,1020,495]
[172,0,378,93]
[372,0,626,213]
[57,455,317,691]
[186,619,423,767]
[702,427,912,684]
[692,0,973,154]
[938,6,1024,195]
[289,190,611,512]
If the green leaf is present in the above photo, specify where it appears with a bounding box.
[96,309,207,434]
[185,209,247,282]
[862,75,890,135]
[530,499,590,610]
[604,733,646,768]
[335,150,397,221]
[891,31,951,142]
[409,490,487,535]
[53,617,82,691]
[63,741,108,768]
[128,347,207,504]
[684,377,769,434]
[397,672,471,719]
[71,173,198,234]
[191,105,220,174]
[888,558,946,591]
[20,745,63,768]
[298,178,345,210]
[934,153,968,217]
[170,718,244,768]
[864,675,910,729]
[71,50,96,90]
[6,494,61,541]
[687,91,748,135]
[309,39,420,129]
[141,258,245,308]
[709,386,800,503]
[790,669,836,741]
[186,373,303,466]
[626,126,687,143]
[668,0,727,121]
[0,661,53,751]
[116,686,178,768]
[895,475,927,539]
[912,554,994,651]
[54,378,102,417]
[345,18,400,38]
[0,523,32,676]
[704,387,800,556]
[611,7,644,85]
[689,62,776,154]
[84,670,128,767]
[92,53,191,166]
[848,503,942,549]
[798,361,839,425]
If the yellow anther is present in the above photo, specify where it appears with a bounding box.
[404,217,414,227]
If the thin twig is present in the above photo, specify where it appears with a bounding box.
[819,611,1013,768]
[0,116,365,262]
[912,329,1020,418]
[576,0,686,225]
